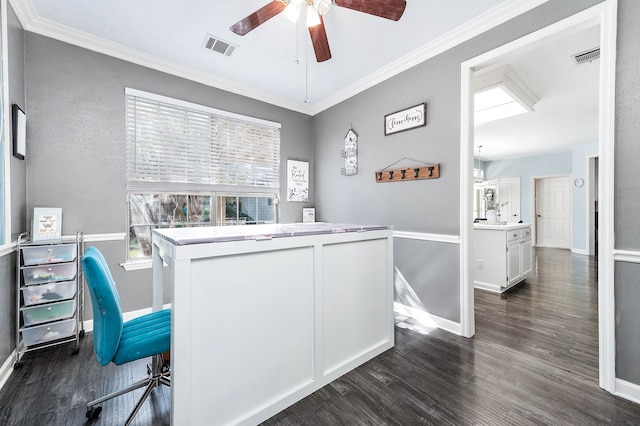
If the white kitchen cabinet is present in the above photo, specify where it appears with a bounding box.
[473,224,532,293]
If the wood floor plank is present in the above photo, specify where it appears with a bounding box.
[1,247,639,425]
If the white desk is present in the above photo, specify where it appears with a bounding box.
[152,223,395,425]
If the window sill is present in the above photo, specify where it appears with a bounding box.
[121,258,152,271]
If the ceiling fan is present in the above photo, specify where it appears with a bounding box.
[230,0,407,63]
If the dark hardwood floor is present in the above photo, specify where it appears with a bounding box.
[2,247,640,425]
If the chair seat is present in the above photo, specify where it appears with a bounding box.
[113,309,171,365]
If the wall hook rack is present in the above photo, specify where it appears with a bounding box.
[375,158,440,183]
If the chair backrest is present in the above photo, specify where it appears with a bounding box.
[81,246,124,366]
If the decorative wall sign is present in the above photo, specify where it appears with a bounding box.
[384,102,426,136]
[12,104,26,160]
[287,160,309,202]
[341,129,358,176]
[32,208,62,241]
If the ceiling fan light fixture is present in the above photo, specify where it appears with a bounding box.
[284,0,303,23]
[306,5,321,27]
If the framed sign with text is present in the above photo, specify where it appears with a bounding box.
[384,102,427,136]
[287,160,309,202]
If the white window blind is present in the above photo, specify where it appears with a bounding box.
[125,89,281,193]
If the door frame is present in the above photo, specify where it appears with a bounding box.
[586,155,599,256]
[459,0,617,393]
[531,174,572,249]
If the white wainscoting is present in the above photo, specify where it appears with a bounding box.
[393,231,462,335]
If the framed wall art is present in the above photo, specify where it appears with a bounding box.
[32,208,62,241]
[287,160,309,202]
[12,104,26,160]
[384,102,427,136]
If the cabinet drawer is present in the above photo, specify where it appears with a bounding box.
[22,245,77,266]
[23,263,77,285]
[22,299,76,326]
[22,281,76,306]
[522,227,532,239]
[507,229,522,242]
[22,318,76,347]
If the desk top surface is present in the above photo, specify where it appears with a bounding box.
[152,222,393,246]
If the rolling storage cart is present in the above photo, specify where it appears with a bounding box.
[14,232,85,368]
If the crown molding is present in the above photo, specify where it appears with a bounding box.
[10,0,548,117]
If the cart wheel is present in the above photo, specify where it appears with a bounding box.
[79,330,85,338]
[71,347,79,355]
[86,406,102,420]
[13,362,23,369]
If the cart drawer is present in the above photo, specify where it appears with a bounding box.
[22,299,76,326]
[22,319,76,347]
[22,245,76,266]
[22,281,76,306]
[23,263,77,285]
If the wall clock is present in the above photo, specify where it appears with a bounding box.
[574,178,584,187]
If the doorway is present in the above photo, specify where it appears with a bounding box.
[534,175,572,249]
[460,1,617,393]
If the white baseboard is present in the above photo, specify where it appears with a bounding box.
[394,302,462,336]
[571,248,588,255]
[0,350,16,391]
[615,378,640,405]
[473,281,502,293]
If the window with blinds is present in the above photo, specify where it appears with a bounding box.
[125,88,281,260]
[126,88,281,192]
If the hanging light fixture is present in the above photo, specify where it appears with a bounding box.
[284,0,331,27]
[474,145,485,183]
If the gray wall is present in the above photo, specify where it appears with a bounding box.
[614,0,640,385]
[313,0,602,324]
[23,33,314,315]
[0,3,26,364]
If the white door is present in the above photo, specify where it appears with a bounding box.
[535,176,571,248]
[499,177,521,223]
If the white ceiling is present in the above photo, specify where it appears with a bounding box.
[11,0,599,160]
[473,24,600,161]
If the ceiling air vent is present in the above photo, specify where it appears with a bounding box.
[571,47,600,65]
[203,34,237,57]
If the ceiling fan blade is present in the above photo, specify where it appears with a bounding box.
[309,17,332,62]
[334,0,407,21]
[230,1,286,36]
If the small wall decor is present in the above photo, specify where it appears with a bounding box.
[340,128,358,176]
[32,207,63,241]
[384,102,426,136]
[302,207,316,223]
[287,160,309,202]
[375,158,440,183]
[12,104,26,160]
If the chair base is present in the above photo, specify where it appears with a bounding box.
[86,355,170,425]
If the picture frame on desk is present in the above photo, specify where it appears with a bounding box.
[302,208,315,223]
[32,208,62,241]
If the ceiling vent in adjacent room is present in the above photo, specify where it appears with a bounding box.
[203,34,237,57]
[571,47,600,65]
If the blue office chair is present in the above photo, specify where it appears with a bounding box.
[81,246,171,425]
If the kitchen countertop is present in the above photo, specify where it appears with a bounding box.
[473,223,532,231]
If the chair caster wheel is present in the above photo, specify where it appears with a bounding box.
[79,330,85,338]
[71,347,80,355]
[86,406,102,420]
